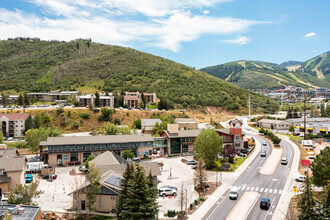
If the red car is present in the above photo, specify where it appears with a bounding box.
[293,132,300,136]
[68,161,81,165]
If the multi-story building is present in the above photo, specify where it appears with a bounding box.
[144,93,157,103]
[39,134,154,166]
[0,95,19,105]
[77,95,94,107]
[28,91,79,102]
[0,113,29,137]
[175,118,198,130]
[216,119,245,151]
[0,148,26,196]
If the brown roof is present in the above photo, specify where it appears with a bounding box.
[0,113,29,121]
[0,149,26,172]
[98,162,161,177]
[89,151,120,167]
[215,129,232,136]
[40,134,154,146]
[164,129,201,138]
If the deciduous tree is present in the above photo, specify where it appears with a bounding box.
[194,158,208,196]
[8,183,43,205]
[194,129,223,168]
[104,122,119,135]
[122,150,135,159]
[86,164,101,213]
[288,125,295,133]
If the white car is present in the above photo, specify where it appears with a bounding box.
[295,176,306,182]
[158,186,177,197]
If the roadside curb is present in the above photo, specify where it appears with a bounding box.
[189,136,262,220]
[272,135,301,220]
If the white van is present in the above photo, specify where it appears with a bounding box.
[229,186,238,200]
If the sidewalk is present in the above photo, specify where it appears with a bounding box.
[272,135,301,220]
[189,136,262,220]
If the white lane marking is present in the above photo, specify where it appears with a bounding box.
[237,186,241,190]
[255,187,259,191]
[242,186,246,190]
[250,187,255,191]
[246,187,250,190]
[274,189,278,194]
[260,188,264,192]
[244,193,261,220]
[264,188,268,193]
[206,191,230,220]
[272,179,278,181]
[269,189,273,193]
[263,196,276,220]
[279,190,282,194]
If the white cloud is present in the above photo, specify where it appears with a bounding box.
[203,10,210,15]
[222,35,251,45]
[0,0,264,52]
[305,32,316,38]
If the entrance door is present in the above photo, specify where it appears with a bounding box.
[81,200,86,211]
[0,188,2,197]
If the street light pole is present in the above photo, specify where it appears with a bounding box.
[185,189,188,211]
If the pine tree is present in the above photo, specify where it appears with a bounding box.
[95,92,100,107]
[24,115,33,133]
[297,173,317,219]
[145,171,159,218]
[116,163,134,220]
[23,93,30,106]
[141,92,146,109]
[321,104,325,117]
[17,94,23,105]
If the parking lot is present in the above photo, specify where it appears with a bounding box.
[34,166,85,212]
[152,156,199,217]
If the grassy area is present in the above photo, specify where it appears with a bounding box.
[146,103,158,109]
[274,132,303,142]
[208,157,247,172]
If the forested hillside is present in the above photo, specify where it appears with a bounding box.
[201,59,330,89]
[0,39,278,113]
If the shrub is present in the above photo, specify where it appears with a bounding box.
[228,157,234,164]
[93,109,99,113]
[199,196,205,201]
[72,121,79,129]
[80,113,90,119]
[56,107,64,115]
[114,118,121,125]
[60,114,68,126]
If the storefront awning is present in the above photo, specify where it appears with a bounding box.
[320,129,326,132]
[307,128,313,130]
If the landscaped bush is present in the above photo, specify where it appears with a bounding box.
[259,128,281,145]
[80,113,90,119]
[228,157,234,164]
[199,196,206,201]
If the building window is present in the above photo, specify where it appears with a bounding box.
[92,144,99,150]
[77,145,83,151]
[182,145,189,153]
[69,146,76,151]
[236,135,240,139]
[170,138,181,154]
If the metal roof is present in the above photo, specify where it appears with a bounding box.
[104,174,122,188]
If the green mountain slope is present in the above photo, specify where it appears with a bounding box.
[300,51,330,80]
[280,61,302,67]
[200,59,330,89]
[0,39,278,113]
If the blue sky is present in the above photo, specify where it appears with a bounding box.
[0,0,329,68]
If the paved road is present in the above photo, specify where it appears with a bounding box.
[203,135,294,220]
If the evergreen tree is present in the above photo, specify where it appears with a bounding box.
[297,173,317,219]
[145,171,158,218]
[33,115,42,129]
[24,115,33,133]
[0,131,4,144]
[95,92,100,107]
[325,104,330,117]
[310,147,330,187]
[321,104,325,117]
[116,163,134,220]
[23,93,30,106]
[125,164,157,219]
[1,93,8,106]
[17,94,23,105]
[141,92,146,109]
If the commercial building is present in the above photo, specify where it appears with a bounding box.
[141,119,162,134]
[175,118,198,130]
[0,148,26,196]
[0,204,41,220]
[257,119,290,130]
[286,118,330,128]
[72,151,160,214]
[0,95,19,105]
[28,91,79,102]
[39,134,154,166]
[216,119,246,151]
[0,113,29,137]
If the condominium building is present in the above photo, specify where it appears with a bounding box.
[0,113,29,137]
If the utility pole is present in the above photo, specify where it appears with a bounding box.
[304,94,307,140]
[248,94,251,117]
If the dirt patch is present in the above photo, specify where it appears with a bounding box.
[185,107,234,124]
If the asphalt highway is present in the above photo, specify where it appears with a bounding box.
[203,135,294,220]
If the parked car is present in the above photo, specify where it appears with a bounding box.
[132,157,141,163]
[299,133,304,137]
[7,137,13,141]
[79,165,89,172]
[262,141,267,146]
[158,186,177,197]
[68,161,81,165]
[281,157,288,165]
[293,132,300,136]
[260,198,271,209]
[42,174,57,179]
[260,149,266,157]
[186,160,197,165]
[25,174,33,183]
[239,153,247,157]
[295,176,306,182]
[1,192,9,202]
